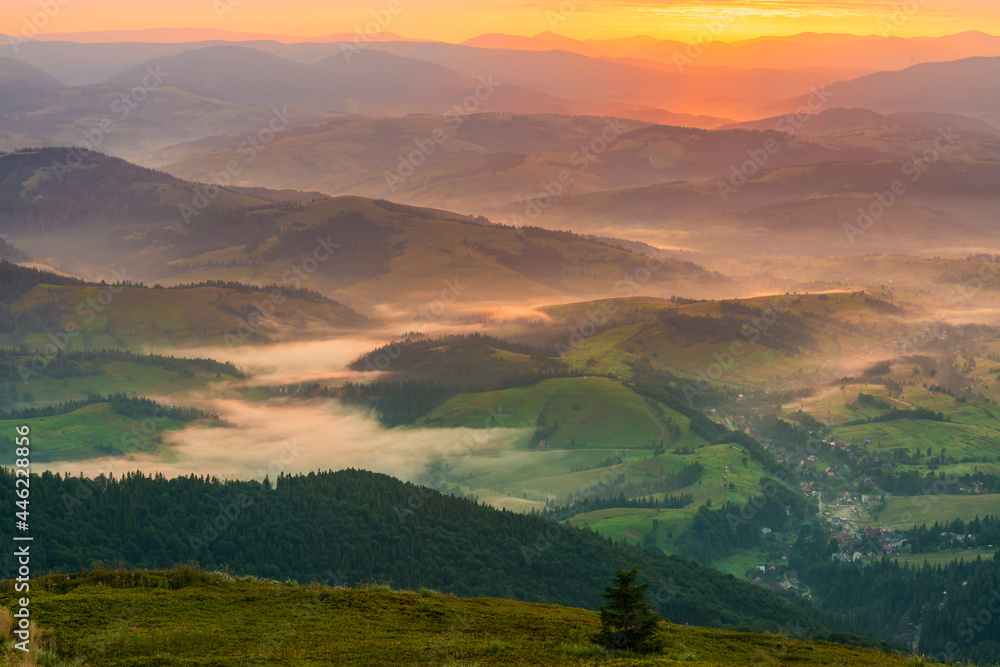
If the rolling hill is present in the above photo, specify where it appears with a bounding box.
[790,56,1000,129]
[0,261,373,352]
[486,158,1000,257]
[0,566,915,666]
[0,57,63,88]
[0,149,725,310]
[464,30,1000,74]
[106,45,577,115]
[0,467,852,635]
[158,111,933,214]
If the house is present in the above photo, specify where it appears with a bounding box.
[852,551,863,562]
[826,466,839,476]
[761,527,772,535]
[538,440,546,448]
[831,532,851,548]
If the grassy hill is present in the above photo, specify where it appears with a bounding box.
[0,148,267,234]
[0,568,917,667]
[118,196,720,310]
[0,262,373,351]
[343,289,1000,562]
[1,150,723,310]
[0,400,219,463]
[0,349,242,411]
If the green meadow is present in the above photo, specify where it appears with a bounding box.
[0,568,920,667]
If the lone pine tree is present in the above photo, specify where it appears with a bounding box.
[592,565,665,654]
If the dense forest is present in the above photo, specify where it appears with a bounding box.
[0,261,88,303]
[0,467,847,638]
[0,149,180,232]
[787,521,1000,663]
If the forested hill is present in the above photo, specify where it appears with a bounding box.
[0,148,269,232]
[2,467,834,636]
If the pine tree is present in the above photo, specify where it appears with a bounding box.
[592,566,664,654]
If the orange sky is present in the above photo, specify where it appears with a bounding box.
[3,0,998,42]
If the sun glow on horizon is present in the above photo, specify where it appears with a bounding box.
[3,0,999,44]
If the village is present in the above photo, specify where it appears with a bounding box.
[725,419,990,594]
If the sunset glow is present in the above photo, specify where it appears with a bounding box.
[3,0,998,43]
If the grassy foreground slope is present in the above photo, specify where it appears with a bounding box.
[0,568,916,667]
[1,468,827,635]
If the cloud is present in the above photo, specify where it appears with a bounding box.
[43,397,527,483]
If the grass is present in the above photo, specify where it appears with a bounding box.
[419,376,676,450]
[0,358,240,412]
[0,403,214,462]
[889,549,997,567]
[877,494,1000,529]
[566,445,774,552]
[0,567,922,666]
[2,282,365,352]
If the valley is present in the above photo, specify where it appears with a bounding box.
[2,13,1000,665]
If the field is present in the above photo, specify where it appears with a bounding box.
[2,357,242,411]
[0,402,214,462]
[419,376,680,449]
[566,444,775,553]
[419,375,775,509]
[890,549,997,567]
[0,567,920,666]
[877,494,1000,529]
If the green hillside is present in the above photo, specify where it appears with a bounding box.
[0,262,373,351]
[0,568,915,667]
[0,468,830,634]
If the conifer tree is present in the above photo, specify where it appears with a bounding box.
[592,566,664,653]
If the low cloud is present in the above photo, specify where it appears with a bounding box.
[43,398,524,483]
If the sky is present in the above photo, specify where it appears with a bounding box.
[2,0,998,42]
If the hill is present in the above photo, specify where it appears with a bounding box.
[0,149,724,309]
[0,148,269,235]
[0,57,63,89]
[487,159,1000,257]
[725,107,1000,146]
[159,113,895,213]
[0,261,373,351]
[0,467,848,634]
[798,57,1000,129]
[106,45,576,115]
[0,567,914,666]
[461,31,1000,73]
